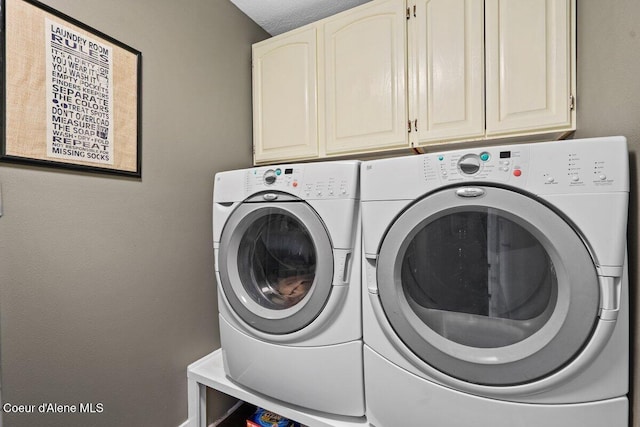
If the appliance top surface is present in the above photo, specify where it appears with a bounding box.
[360,136,629,201]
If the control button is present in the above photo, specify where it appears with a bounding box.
[442,170,448,176]
[457,154,482,175]
[438,155,444,161]
[571,175,580,182]
[263,169,277,185]
[275,168,282,176]
[292,181,298,187]
[341,188,347,194]
[480,152,490,162]
[599,174,607,181]
[501,167,509,172]
[502,161,510,166]
[513,169,522,177]
[546,176,555,183]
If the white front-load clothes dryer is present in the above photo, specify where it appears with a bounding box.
[213,161,364,417]
[360,137,629,427]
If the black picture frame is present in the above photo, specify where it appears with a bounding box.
[0,0,142,177]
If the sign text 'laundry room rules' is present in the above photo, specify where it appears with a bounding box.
[45,18,114,165]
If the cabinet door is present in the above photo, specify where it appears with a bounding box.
[411,0,484,145]
[485,0,573,135]
[253,27,318,164]
[323,0,408,155]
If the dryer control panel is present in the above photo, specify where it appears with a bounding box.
[425,147,528,185]
[361,136,628,201]
[422,137,628,195]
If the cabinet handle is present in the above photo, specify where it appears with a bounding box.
[414,119,418,132]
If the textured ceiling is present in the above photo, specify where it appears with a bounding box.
[230,0,372,36]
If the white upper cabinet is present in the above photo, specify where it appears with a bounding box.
[251,0,575,164]
[409,0,485,145]
[252,27,318,164]
[485,0,574,135]
[323,0,408,155]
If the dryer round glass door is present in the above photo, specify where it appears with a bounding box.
[377,186,600,386]
[219,201,334,334]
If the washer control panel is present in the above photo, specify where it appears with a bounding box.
[245,163,358,199]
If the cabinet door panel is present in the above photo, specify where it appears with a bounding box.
[486,0,572,135]
[253,28,318,163]
[323,0,407,155]
[412,0,484,144]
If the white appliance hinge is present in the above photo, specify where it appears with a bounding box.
[569,94,575,110]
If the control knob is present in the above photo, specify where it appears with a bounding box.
[263,169,277,185]
[457,154,482,175]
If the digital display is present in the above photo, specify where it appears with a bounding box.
[284,168,293,175]
[499,151,511,159]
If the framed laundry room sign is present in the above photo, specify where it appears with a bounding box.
[0,0,142,177]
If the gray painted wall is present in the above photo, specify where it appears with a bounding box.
[0,0,267,426]
[575,1,639,424]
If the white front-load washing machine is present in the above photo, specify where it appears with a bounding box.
[360,136,629,427]
[213,160,364,417]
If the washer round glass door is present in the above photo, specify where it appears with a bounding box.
[377,186,600,386]
[219,201,334,334]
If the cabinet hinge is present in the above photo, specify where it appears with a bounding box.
[569,94,575,110]
[407,5,416,19]
[408,120,412,133]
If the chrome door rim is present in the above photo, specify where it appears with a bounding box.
[219,201,334,335]
[377,185,600,385]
